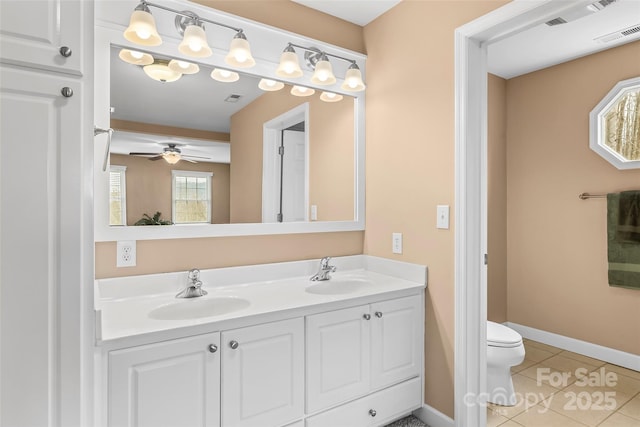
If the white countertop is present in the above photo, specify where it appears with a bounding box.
[95,255,427,347]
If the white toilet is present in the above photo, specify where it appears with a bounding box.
[487,321,525,406]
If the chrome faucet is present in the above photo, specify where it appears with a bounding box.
[176,268,208,298]
[310,257,337,281]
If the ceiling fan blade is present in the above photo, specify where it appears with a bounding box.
[182,155,211,159]
[129,152,161,156]
[148,155,163,161]
[182,158,198,163]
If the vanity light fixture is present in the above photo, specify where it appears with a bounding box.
[118,48,154,65]
[291,85,315,97]
[123,2,162,46]
[277,43,365,91]
[168,59,199,74]
[124,1,254,65]
[143,59,182,82]
[320,91,343,102]
[210,68,239,83]
[258,78,285,91]
[341,62,366,91]
[225,31,256,68]
[276,45,304,78]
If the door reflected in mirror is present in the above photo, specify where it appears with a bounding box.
[109,45,355,226]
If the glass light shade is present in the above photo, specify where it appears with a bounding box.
[258,79,285,91]
[143,61,182,83]
[276,51,303,78]
[168,59,199,74]
[118,49,154,65]
[311,59,336,85]
[225,37,256,68]
[291,85,315,97]
[320,91,343,103]
[123,10,162,46]
[178,25,213,58]
[210,69,239,83]
[163,152,181,164]
[341,66,366,91]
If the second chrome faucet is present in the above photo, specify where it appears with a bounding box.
[176,268,208,298]
[310,257,337,281]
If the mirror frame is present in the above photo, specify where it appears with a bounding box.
[94,0,365,241]
[589,76,640,170]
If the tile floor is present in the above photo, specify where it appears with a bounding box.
[487,339,640,427]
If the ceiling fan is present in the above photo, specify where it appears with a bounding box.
[129,143,209,164]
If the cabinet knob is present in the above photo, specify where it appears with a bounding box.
[363,314,371,320]
[208,344,218,353]
[375,311,383,318]
[61,87,73,98]
[369,409,377,417]
[229,340,239,349]
[59,46,73,57]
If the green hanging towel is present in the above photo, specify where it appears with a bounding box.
[607,191,640,289]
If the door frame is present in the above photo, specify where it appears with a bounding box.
[262,103,310,223]
[453,1,595,425]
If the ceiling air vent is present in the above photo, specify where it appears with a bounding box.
[594,24,640,43]
[224,94,242,103]
[545,17,568,26]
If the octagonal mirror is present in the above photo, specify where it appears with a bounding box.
[590,76,640,169]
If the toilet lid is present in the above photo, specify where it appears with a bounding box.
[487,321,522,348]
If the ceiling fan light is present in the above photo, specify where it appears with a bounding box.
[178,23,213,58]
[276,46,303,78]
[291,85,315,97]
[168,59,199,74]
[258,78,285,91]
[123,5,162,46]
[311,55,336,85]
[320,91,343,102]
[210,68,240,83]
[225,32,256,68]
[341,63,366,91]
[118,48,154,65]
[163,152,181,164]
[143,60,182,83]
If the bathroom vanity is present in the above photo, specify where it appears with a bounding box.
[95,256,426,427]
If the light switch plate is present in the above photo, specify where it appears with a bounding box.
[310,205,318,221]
[392,232,403,254]
[437,205,450,229]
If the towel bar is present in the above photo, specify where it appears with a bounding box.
[579,193,606,199]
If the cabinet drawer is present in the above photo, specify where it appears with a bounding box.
[305,377,421,427]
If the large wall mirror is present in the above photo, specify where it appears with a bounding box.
[590,76,640,170]
[94,0,366,241]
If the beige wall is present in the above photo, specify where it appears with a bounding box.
[230,86,354,223]
[96,3,365,279]
[505,41,640,355]
[488,74,508,323]
[110,154,230,225]
[362,1,508,418]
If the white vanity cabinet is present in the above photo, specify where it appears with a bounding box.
[306,295,423,419]
[0,0,83,74]
[221,318,305,427]
[108,333,222,427]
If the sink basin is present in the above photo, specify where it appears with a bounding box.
[148,296,250,320]
[305,279,369,295]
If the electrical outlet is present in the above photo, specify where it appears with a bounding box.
[392,232,403,254]
[117,240,136,267]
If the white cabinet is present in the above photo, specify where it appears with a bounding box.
[222,318,305,427]
[0,0,83,74]
[108,333,221,427]
[306,295,422,414]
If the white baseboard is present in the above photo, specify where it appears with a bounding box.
[413,404,454,427]
[506,322,640,372]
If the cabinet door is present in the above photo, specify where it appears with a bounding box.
[0,66,81,427]
[306,305,371,413]
[109,333,221,427]
[0,0,83,74]
[370,295,422,390]
[222,318,304,427]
